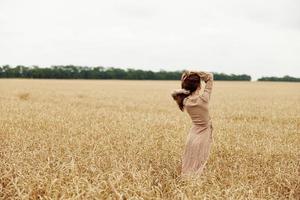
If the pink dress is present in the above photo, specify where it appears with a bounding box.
[181,73,214,176]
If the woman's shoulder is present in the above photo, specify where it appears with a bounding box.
[184,94,203,106]
[185,92,211,106]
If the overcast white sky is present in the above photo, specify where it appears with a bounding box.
[0,0,299,79]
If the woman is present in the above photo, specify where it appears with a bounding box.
[171,71,214,176]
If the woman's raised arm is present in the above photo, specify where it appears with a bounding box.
[196,71,214,102]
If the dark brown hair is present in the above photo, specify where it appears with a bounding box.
[172,73,201,111]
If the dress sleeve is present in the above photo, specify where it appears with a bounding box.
[199,72,213,102]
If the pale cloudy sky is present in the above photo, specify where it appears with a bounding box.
[0,0,299,79]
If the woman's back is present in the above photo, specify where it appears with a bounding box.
[184,93,211,126]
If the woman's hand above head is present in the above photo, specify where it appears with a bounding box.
[182,70,213,84]
[195,71,213,83]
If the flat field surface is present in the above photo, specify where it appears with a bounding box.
[0,79,299,199]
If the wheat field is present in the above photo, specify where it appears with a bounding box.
[0,79,299,200]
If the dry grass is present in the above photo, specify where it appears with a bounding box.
[0,79,299,200]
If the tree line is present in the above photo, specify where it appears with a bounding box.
[258,76,300,82]
[0,65,253,81]
[1,65,298,81]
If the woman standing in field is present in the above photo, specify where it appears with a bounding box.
[171,71,214,176]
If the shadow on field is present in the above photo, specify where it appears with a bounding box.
[17,92,30,101]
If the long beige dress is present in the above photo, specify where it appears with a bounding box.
[181,73,214,176]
